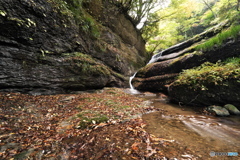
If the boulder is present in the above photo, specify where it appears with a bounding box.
[206,105,230,116]
[223,104,240,115]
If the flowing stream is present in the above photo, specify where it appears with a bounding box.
[126,90,240,159]
[128,47,240,159]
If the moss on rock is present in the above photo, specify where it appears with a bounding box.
[173,58,240,90]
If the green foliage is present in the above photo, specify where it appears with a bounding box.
[213,0,240,23]
[175,58,240,90]
[145,0,207,52]
[200,10,215,26]
[65,0,100,38]
[145,0,240,53]
[224,57,240,64]
[62,0,83,19]
[48,0,100,38]
[114,0,166,27]
[141,12,159,41]
[195,24,240,51]
[82,15,100,38]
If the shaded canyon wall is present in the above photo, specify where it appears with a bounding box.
[0,0,148,94]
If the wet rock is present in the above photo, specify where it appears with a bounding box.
[206,105,230,116]
[168,79,240,107]
[0,0,147,94]
[132,21,240,93]
[132,20,240,108]
[223,104,240,115]
[132,73,178,93]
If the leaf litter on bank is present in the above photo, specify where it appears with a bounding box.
[0,88,189,159]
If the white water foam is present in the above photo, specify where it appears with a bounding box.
[129,72,140,94]
[147,51,163,64]
[129,51,163,94]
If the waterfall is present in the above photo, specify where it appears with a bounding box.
[147,50,163,64]
[129,72,137,90]
[129,51,163,93]
[129,72,140,94]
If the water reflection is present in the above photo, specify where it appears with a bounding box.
[131,91,240,158]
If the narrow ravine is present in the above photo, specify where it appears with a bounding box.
[1,88,239,159]
[134,92,240,159]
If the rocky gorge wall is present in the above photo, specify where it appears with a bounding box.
[132,21,240,107]
[0,0,147,94]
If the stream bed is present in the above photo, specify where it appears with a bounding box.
[1,88,239,159]
[128,90,240,159]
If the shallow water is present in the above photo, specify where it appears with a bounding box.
[126,89,240,159]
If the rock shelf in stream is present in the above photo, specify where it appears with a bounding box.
[206,104,240,116]
[132,20,240,107]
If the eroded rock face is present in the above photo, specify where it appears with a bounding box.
[132,21,240,106]
[169,79,240,107]
[133,38,240,93]
[0,0,147,94]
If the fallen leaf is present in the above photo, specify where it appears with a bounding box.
[131,142,140,151]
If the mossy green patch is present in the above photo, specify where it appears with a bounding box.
[137,63,155,76]
[195,25,240,51]
[72,88,150,129]
[47,0,100,38]
[174,57,240,90]
[63,52,111,76]
[77,113,108,129]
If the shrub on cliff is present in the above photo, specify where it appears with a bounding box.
[174,57,240,90]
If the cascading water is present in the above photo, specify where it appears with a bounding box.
[147,51,163,64]
[129,72,137,90]
[129,72,140,94]
[129,51,163,93]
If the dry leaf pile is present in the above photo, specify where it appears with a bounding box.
[0,88,192,159]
